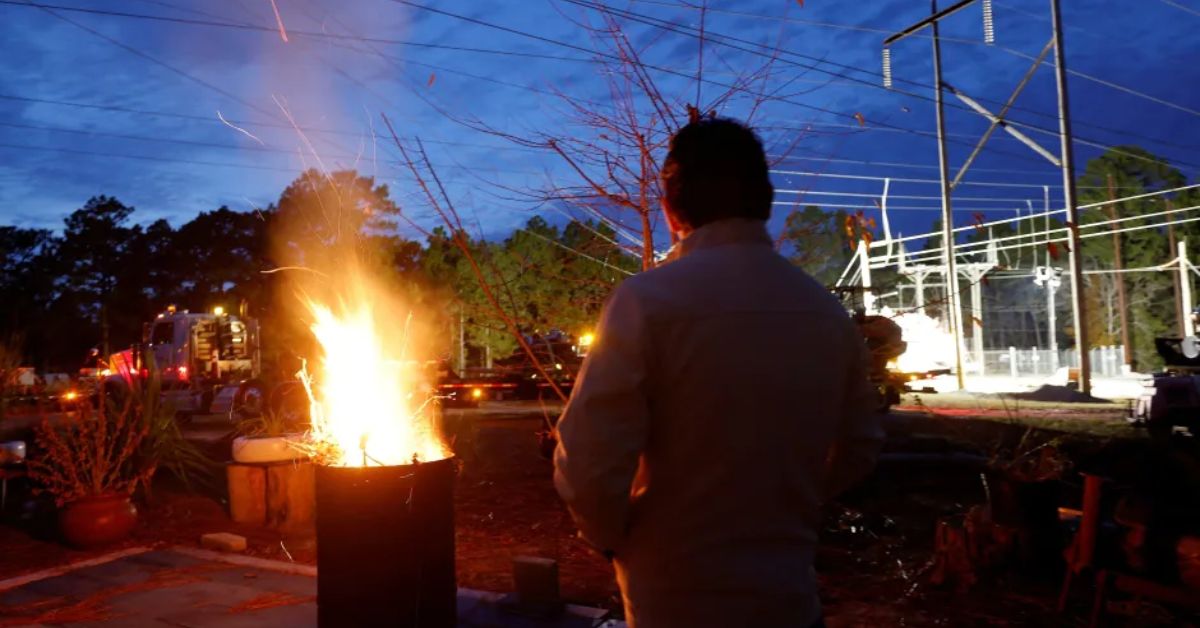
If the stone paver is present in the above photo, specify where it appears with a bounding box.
[0,548,623,627]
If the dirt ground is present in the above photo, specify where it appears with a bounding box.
[2,402,1196,626]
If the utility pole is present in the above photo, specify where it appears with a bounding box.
[1181,239,1195,338]
[1042,186,1058,371]
[1168,199,1185,337]
[1051,0,1091,395]
[859,240,876,314]
[1047,274,1059,372]
[884,0,973,390]
[1106,174,1133,370]
[1035,266,1062,372]
[931,0,966,389]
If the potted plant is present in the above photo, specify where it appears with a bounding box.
[27,396,156,548]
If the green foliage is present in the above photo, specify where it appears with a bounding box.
[1076,146,1194,369]
[778,205,853,285]
[134,354,216,496]
[233,408,293,439]
[419,217,637,367]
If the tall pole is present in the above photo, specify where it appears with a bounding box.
[1051,0,1091,395]
[1168,199,1185,337]
[1047,279,1059,372]
[859,240,876,314]
[1044,186,1054,367]
[1044,186,1051,267]
[1106,174,1132,369]
[932,0,966,390]
[970,273,984,373]
[915,272,927,313]
[1181,239,1195,338]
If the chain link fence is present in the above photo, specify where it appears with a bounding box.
[981,345,1127,377]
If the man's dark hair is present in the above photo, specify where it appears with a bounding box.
[661,117,774,228]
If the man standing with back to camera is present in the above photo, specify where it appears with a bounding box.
[553,117,883,627]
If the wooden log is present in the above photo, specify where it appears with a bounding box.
[266,461,315,530]
[226,463,267,525]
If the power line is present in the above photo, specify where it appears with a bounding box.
[884,208,1200,268]
[771,168,1064,189]
[522,229,634,276]
[5,0,550,174]
[632,0,1200,139]
[0,0,601,66]
[897,205,1190,266]
[11,0,1189,174]
[769,152,1063,178]
[775,189,1051,203]
[997,45,1200,120]
[0,93,544,156]
[0,140,297,173]
[16,1,278,122]
[0,139,547,177]
[0,93,1092,193]
[1159,0,1200,18]
[387,0,1087,174]
[880,183,1200,249]
[897,188,1200,264]
[562,0,1200,171]
[771,201,1030,213]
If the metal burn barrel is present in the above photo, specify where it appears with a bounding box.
[315,457,456,628]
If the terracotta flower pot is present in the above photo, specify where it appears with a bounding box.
[59,493,138,548]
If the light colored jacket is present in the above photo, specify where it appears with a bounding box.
[554,218,883,628]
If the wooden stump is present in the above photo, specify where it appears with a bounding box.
[227,463,267,524]
[267,461,315,530]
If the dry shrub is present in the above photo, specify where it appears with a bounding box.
[27,395,156,506]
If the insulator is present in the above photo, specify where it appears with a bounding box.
[982,0,995,44]
[882,48,893,89]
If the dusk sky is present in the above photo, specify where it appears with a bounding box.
[2,0,1198,250]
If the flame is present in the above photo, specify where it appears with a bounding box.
[881,308,967,374]
[304,291,449,468]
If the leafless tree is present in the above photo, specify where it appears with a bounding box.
[436,1,808,270]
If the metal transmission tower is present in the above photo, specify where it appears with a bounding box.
[883,0,1092,394]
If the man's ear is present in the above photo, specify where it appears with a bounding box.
[662,196,690,238]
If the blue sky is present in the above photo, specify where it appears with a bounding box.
[1,0,1197,250]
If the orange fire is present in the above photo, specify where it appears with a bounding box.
[303,288,449,468]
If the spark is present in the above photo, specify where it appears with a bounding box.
[260,266,330,278]
[243,197,266,221]
[364,105,377,180]
[268,0,289,43]
[216,110,264,146]
[272,94,334,185]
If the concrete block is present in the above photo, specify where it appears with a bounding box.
[201,532,248,553]
[512,555,562,610]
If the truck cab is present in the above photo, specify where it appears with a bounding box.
[131,306,273,418]
[146,308,259,389]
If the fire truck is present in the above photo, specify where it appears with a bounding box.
[112,305,305,421]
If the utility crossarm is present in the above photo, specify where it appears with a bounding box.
[948,38,1058,189]
[883,0,976,46]
[943,81,1062,167]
